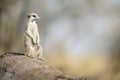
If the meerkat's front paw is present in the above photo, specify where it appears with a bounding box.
[32,39,36,45]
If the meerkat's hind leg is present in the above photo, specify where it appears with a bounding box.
[36,45,44,60]
[25,47,30,56]
[25,46,34,58]
[38,46,43,59]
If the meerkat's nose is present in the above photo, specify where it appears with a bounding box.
[38,17,40,20]
[35,17,40,21]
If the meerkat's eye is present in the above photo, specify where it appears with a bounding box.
[28,15,30,18]
[32,15,36,17]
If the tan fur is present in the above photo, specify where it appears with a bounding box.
[24,13,43,59]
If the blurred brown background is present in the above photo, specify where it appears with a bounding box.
[0,0,120,80]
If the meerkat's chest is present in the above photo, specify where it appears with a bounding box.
[32,22,38,32]
[26,22,38,37]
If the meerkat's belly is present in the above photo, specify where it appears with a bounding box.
[24,34,34,47]
[32,23,39,43]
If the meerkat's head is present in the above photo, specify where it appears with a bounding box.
[28,13,40,22]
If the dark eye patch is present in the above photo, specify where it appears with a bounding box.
[28,15,30,18]
[32,15,36,17]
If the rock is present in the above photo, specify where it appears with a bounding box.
[0,52,87,80]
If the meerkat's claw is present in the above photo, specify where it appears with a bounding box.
[38,58,45,61]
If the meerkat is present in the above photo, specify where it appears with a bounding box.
[24,13,43,59]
